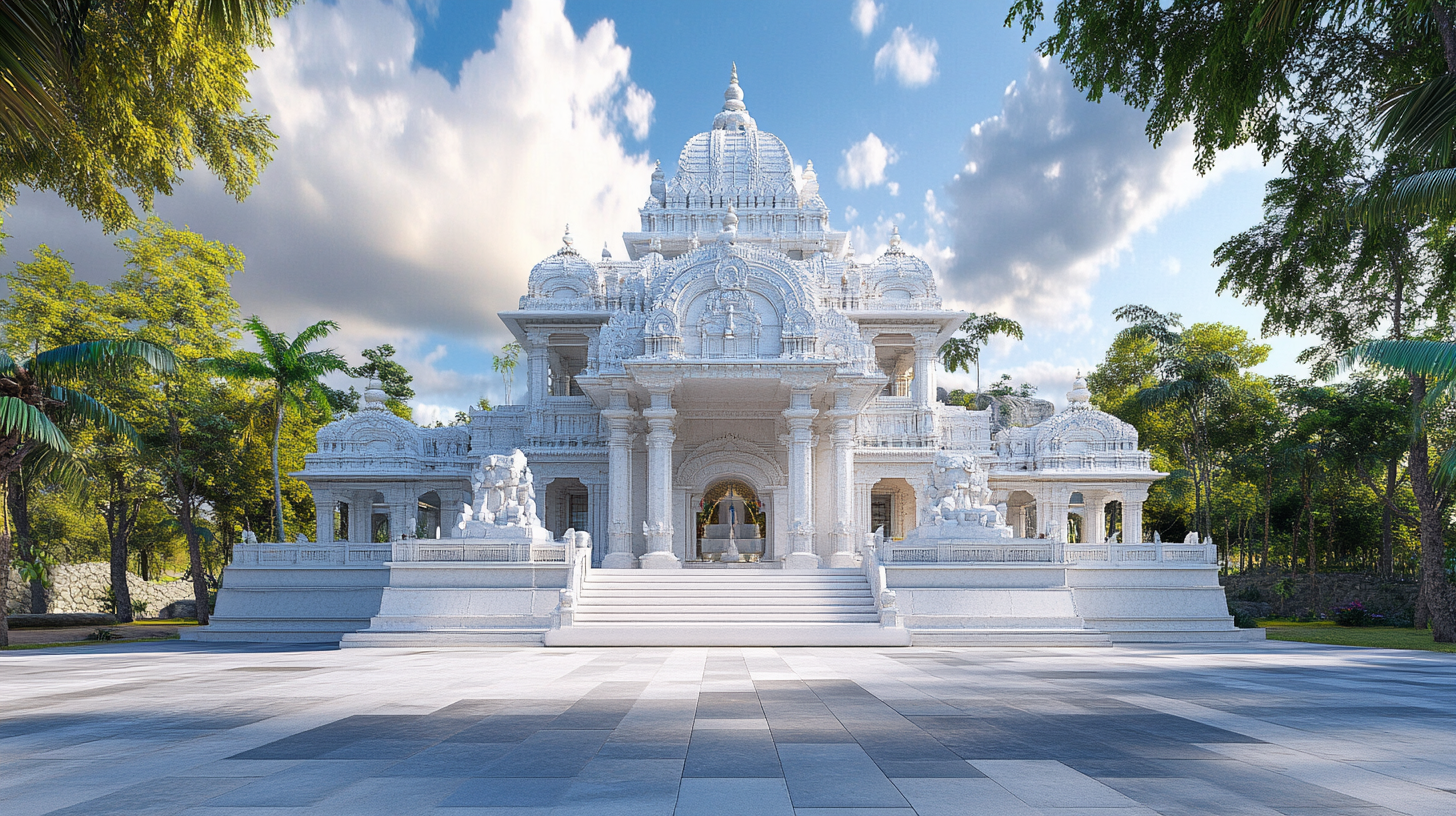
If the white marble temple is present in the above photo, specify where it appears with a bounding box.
[191,67,1248,647]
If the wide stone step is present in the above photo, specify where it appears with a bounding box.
[577,595,873,605]
[544,622,912,647]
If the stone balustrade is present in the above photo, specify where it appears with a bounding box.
[231,542,392,567]
[390,539,570,564]
[879,539,1217,566]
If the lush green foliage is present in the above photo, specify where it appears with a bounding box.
[0,0,293,232]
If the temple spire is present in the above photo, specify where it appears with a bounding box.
[713,62,755,130]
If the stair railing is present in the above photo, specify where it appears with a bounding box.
[553,529,592,630]
[861,528,901,628]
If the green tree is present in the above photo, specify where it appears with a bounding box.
[493,342,521,405]
[210,317,347,542]
[939,313,1024,395]
[0,244,111,611]
[107,219,243,623]
[0,337,174,643]
[0,0,292,232]
[1007,0,1456,641]
[350,344,414,422]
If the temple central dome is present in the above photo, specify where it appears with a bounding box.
[666,65,799,203]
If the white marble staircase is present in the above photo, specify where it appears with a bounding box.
[543,569,912,646]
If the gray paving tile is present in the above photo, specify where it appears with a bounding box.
[890,777,1041,815]
[476,729,610,777]
[777,743,909,809]
[684,729,782,778]
[439,776,571,807]
[379,742,515,776]
[675,777,795,816]
[203,760,396,807]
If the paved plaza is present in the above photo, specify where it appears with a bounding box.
[1,641,1453,815]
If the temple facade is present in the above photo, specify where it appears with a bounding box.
[296,68,1161,569]
[192,68,1252,647]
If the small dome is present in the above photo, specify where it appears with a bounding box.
[667,66,798,202]
[1066,372,1091,405]
[526,224,599,301]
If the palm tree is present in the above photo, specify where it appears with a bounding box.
[209,317,348,542]
[0,338,175,646]
[939,313,1024,396]
[493,342,521,405]
[1112,305,1240,541]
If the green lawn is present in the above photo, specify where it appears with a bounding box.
[2,635,181,651]
[1259,620,1456,653]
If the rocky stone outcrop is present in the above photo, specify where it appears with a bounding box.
[5,563,196,616]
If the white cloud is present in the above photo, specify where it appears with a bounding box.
[874,26,938,88]
[0,0,655,411]
[851,0,883,37]
[622,83,655,140]
[838,132,898,189]
[1161,257,1182,277]
[941,56,1228,329]
[843,204,858,223]
[887,181,900,196]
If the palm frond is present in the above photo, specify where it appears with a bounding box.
[1342,339,1456,381]
[0,0,86,146]
[186,0,287,40]
[30,339,177,379]
[1374,73,1456,160]
[289,319,339,353]
[0,395,70,455]
[46,385,139,446]
[1344,167,1456,224]
[206,353,274,383]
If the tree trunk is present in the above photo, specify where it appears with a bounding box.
[166,400,212,625]
[0,476,12,648]
[1408,376,1456,641]
[103,473,136,623]
[1262,465,1272,571]
[8,476,44,613]
[1380,459,1396,577]
[272,400,286,542]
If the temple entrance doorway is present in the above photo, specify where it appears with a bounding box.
[695,480,767,562]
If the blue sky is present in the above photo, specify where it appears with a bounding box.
[0,0,1301,422]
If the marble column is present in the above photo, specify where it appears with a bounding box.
[527,337,550,405]
[312,488,333,544]
[348,490,374,543]
[602,396,638,568]
[1084,489,1107,545]
[388,487,413,541]
[782,389,821,571]
[586,480,609,567]
[640,386,681,569]
[440,489,464,540]
[912,335,938,444]
[827,398,858,567]
[1122,487,1148,544]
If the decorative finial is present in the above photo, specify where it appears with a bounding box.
[558,224,577,255]
[885,224,904,255]
[714,62,754,130]
[601,241,612,261]
[1066,371,1091,405]
[690,233,701,250]
[363,377,388,410]
[801,159,820,198]
[845,234,855,260]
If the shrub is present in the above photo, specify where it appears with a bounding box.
[1237,585,1262,602]
[1229,605,1259,629]
[86,628,118,641]
[1332,600,1370,627]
